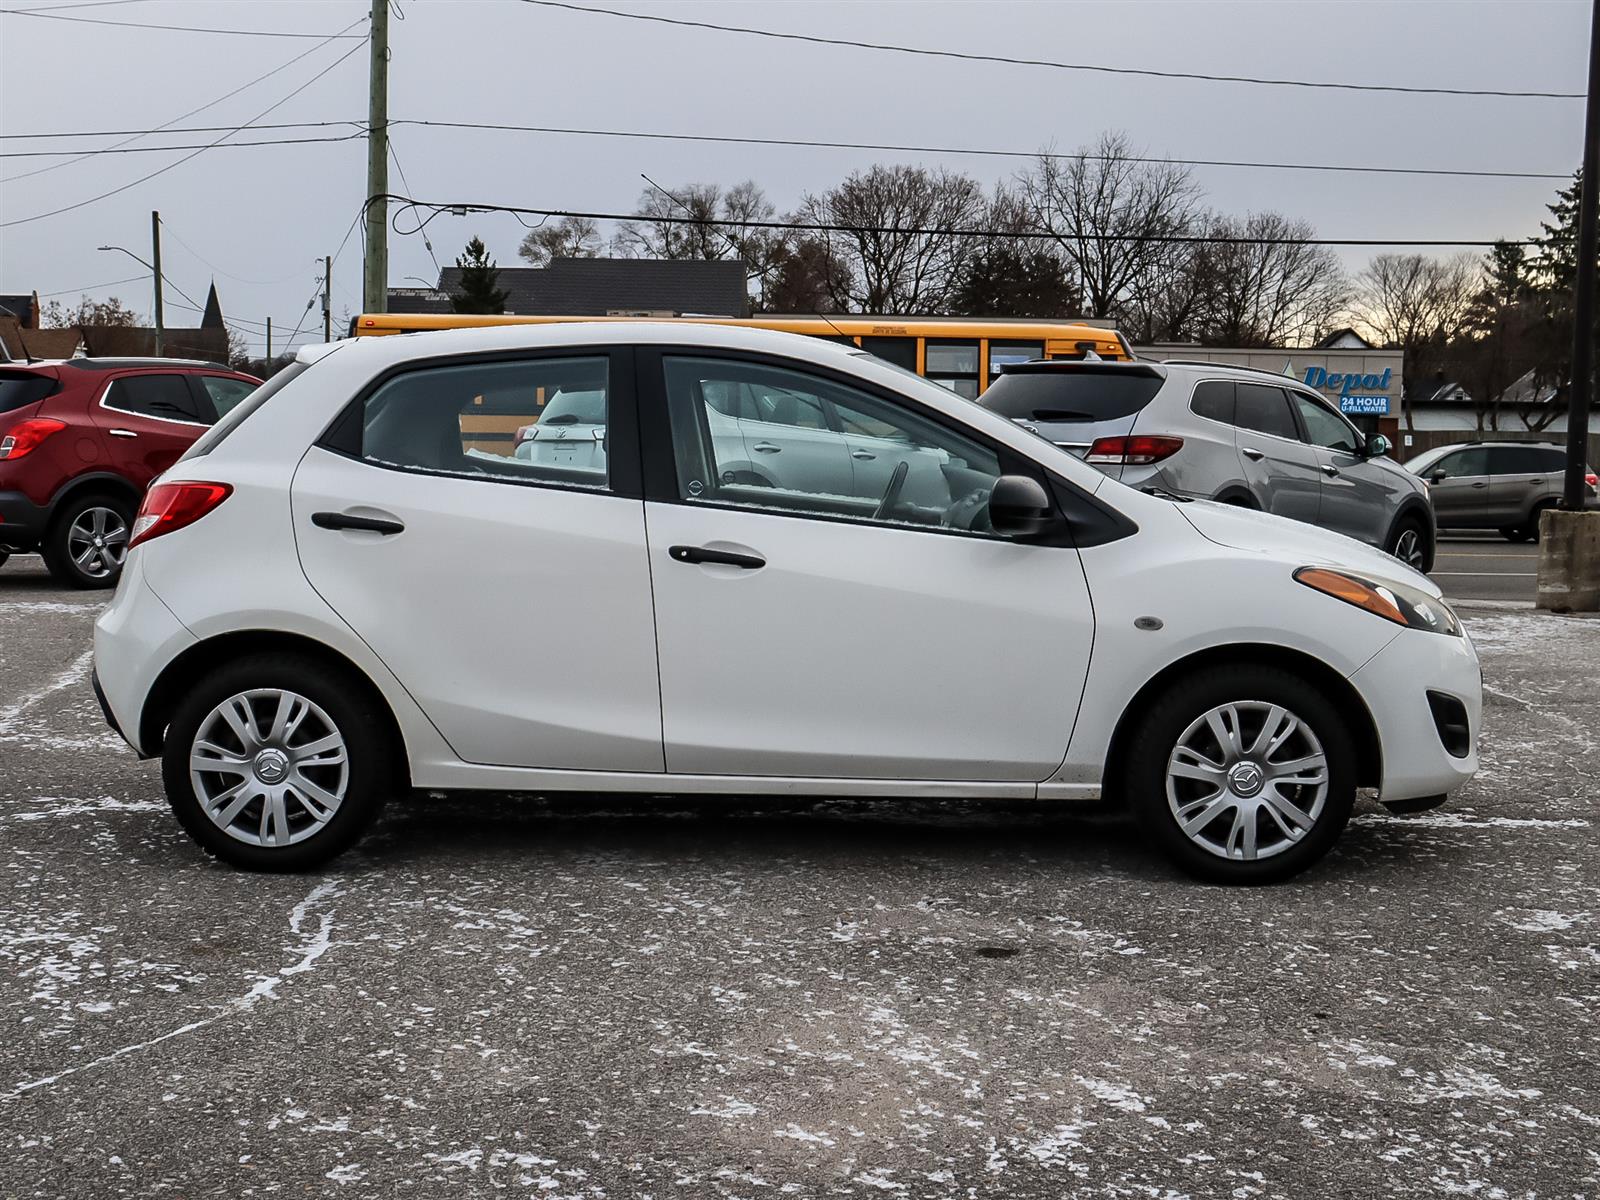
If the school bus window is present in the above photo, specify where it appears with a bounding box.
[859,335,918,373]
[988,340,1045,375]
[925,340,980,399]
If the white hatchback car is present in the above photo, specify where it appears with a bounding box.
[93,324,1481,883]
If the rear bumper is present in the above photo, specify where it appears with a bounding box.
[0,489,48,548]
[92,553,196,757]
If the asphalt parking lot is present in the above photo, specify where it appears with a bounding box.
[1,555,1597,1198]
[1431,534,1541,603]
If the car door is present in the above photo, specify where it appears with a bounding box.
[642,351,1094,783]
[1487,445,1559,526]
[1420,448,1490,526]
[1233,382,1322,525]
[90,372,210,488]
[1289,391,1389,544]
[291,349,664,772]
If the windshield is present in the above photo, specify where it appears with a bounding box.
[540,388,606,426]
[980,371,1164,422]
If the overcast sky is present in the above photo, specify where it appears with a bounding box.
[0,0,1590,356]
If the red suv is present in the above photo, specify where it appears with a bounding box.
[0,358,259,588]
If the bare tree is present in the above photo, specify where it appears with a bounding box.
[1194,212,1348,347]
[518,215,603,265]
[42,295,142,327]
[1354,252,1480,426]
[613,180,788,305]
[799,164,988,313]
[1017,132,1201,320]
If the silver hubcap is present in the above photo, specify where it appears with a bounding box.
[189,689,349,848]
[67,506,128,579]
[1393,528,1425,569]
[1165,701,1330,862]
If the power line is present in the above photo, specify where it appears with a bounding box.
[385,193,1540,248]
[37,273,146,298]
[0,119,360,140]
[389,118,1572,184]
[1,8,367,36]
[0,34,367,227]
[388,138,443,276]
[0,132,365,159]
[0,18,366,184]
[162,225,321,287]
[0,1,150,12]
[516,0,1585,101]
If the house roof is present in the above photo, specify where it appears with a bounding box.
[0,317,81,361]
[398,257,752,318]
[1313,327,1375,350]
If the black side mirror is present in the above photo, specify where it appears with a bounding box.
[988,474,1056,538]
[1365,433,1391,458]
[1429,469,1448,485]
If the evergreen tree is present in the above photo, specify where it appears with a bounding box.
[451,237,508,315]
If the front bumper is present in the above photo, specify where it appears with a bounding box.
[0,489,48,548]
[1351,624,1482,803]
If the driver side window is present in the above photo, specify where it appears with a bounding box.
[662,356,1006,535]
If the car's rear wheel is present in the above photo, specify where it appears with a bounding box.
[0,550,8,570]
[1123,665,1357,884]
[41,492,133,589]
[1503,503,1550,544]
[1386,514,1431,572]
[161,653,396,870]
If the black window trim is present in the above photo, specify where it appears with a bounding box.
[314,344,643,500]
[635,343,1134,548]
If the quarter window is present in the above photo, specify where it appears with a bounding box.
[358,356,610,489]
[1190,380,1235,425]
[663,356,1006,535]
[104,374,204,423]
[197,375,258,421]
[1291,393,1360,453]
[1234,383,1300,440]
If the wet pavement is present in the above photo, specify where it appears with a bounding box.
[1,555,1596,1197]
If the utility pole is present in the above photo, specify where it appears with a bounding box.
[362,0,389,314]
[1538,0,1600,612]
[151,210,165,356]
[266,316,273,360]
[323,255,333,342]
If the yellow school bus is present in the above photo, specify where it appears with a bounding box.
[350,313,1132,398]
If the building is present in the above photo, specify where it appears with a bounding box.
[0,282,230,364]
[388,257,752,319]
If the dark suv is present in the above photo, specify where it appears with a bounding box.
[0,358,259,587]
[1404,441,1599,542]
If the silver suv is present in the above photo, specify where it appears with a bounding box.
[980,359,1436,570]
[1404,441,1599,542]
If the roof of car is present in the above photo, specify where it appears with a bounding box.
[58,357,235,371]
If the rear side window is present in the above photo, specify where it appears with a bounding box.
[1432,447,1488,477]
[1190,380,1234,424]
[981,370,1164,422]
[195,375,257,421]
[1489,445,1564,474]
[104,374,205,423]
[1234,384,1300,440]
[0,371,57,414]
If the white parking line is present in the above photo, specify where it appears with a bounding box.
[1431,572,1537,578]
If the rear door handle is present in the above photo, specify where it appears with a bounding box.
[1528,478,1544,485]
[312,511,405,535]
[669,544,765,570]
[108,428,138,439]
[752,442,781,454]
[1321,464,1340,478]
[1242,447,1264,461]
[1471,481,1488,489]
[851,450,876,460]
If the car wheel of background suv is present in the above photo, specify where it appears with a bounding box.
[162,652,397,870]
[1502,501,1551,544]
[1123,663,1357,884]
[41,492,134,589]
[1384,514,1432,572]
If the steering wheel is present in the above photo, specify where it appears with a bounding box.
[873,459,910,522]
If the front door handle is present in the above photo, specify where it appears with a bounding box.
[1471,481,1488,489]
[1528,478,1544,485]
[1242,447,1265,461]
[851,450,876,460]
[108,428,138,439]
[669,544,766,570]
[312,511,405,535]
[752,442,781,454]
[1321,464,1340,478]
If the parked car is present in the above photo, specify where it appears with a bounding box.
[1403,441,1599,542]
[980,359,1437,571]
[92,325,1481,884]
[0,358,259,587]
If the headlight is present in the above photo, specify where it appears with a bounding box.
[1294,566,1460,636]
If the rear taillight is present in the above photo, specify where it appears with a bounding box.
[0,418,67,460]
[1085,435,1184,466]
[128,481,232,549]
[1587,471,1597,488]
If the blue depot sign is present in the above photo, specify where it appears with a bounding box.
[1303,366,1392,417]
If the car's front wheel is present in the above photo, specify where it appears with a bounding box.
[161,653,397,870]
[1124,664,1357,884]
[1386,514,1432,572]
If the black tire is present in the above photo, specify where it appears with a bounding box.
[0,550,8,570]
[161,652,397,870]
[1385,513,1433,573]
[1516,503,1552,544]
[40,491,134,589]
[1499,526,1530,542]
[1122,664,1357,885]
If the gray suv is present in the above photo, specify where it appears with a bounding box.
[980,359,1436,570]
[1404,441,1599,542]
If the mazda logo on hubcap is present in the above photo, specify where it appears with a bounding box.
[254,749,289,785]
[1228,761,1265,798]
